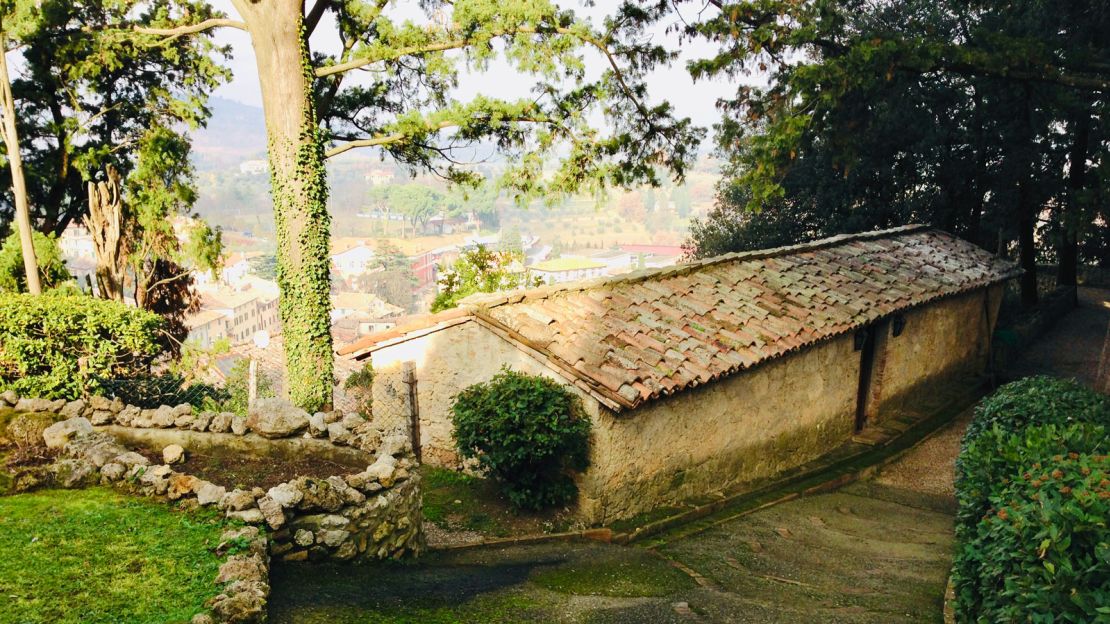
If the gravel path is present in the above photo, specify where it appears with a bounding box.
[1007,287,1110,385]
[871,409,972,500]
[874,286,1109,502]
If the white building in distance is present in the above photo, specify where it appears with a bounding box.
[239,160,269,176]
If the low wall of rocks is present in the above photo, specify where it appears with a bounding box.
[2,391,427,623]
[2,393,398,454]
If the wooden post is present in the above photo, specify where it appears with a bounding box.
[402,361,421,461]
[248,358,258,409]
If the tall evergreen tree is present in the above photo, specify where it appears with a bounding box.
[1,0,229,235]
[679,0,1108,305]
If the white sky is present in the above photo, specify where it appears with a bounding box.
[206,0,744,133]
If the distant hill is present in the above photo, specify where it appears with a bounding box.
[191,97,268,171]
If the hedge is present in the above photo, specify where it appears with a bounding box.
[952,377,1110,623]
[961,375,1110,444]
[955,423,1108,534]
[0,293,165,399]
[452,367,591,510]
[953,450,1109,622]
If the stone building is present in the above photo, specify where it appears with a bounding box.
[340,226,1020,523]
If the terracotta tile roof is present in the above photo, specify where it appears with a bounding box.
[343,226,1020,411]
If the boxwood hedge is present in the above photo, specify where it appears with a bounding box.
[452,367,591,510]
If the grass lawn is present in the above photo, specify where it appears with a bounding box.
[421,467,577,538]
[0,488,227,624]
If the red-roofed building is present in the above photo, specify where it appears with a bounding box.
[341,226,1020,523]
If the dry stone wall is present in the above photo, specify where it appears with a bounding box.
[2,392,427,623]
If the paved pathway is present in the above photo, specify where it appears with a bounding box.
[268,288,1110,623]
[1006,287,1110,385]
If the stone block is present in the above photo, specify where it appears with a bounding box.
[42,417,93,449]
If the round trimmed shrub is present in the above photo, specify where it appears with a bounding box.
[962,376,1110,445]
[452,368,591,510]
[952,451,1110,622]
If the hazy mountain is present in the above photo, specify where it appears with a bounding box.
[191,97,268,171]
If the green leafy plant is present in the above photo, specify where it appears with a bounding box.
[955,423,1108,534]
[0,293,164,399]
[961,376,1110,445]
[952,451,1110,622]
[343,364,374,418]
[452,368,591,510]
[212,359,276,415]
[431,245,544,313]
[0,230,72,293]
[952,377,1110,622]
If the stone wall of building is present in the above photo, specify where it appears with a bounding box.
[365,287,1000,525]
[872,285,1002,417]
[576,332,859,523]
[369,320,602,468]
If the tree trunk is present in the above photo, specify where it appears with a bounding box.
[1016,89,1038,307]
[236,0,333,411]
[1017,192,1038,307]
[1058,111,1090,299]
[86,165,127,301]
[0,34,42,295]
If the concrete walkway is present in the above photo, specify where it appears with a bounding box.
[267,289,1110,624]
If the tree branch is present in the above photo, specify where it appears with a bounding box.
[318,27,612,80]
[142,268,194,294]
[324,116,557,158]
[324,121,459,158]
[132,18,248,40]
[316,25,657,126]
[304,0,331,38]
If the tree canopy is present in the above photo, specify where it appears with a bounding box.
[0,229,70,292]
[0,0,229,236]
[116,0,706,409]
[431,244,541,312]
[679,0,1109,303]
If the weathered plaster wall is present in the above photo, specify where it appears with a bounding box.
[873,286,1001,416]
[370,321,601,468]
[575,333,859,523]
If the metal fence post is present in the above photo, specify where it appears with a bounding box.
[401,361,421,462]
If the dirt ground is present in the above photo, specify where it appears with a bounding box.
[132,445,365,490]
[267,288,1110,623]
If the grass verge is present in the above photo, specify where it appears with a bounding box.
[0,487,227,624]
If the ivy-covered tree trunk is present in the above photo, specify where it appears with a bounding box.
[235,0,333,411]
